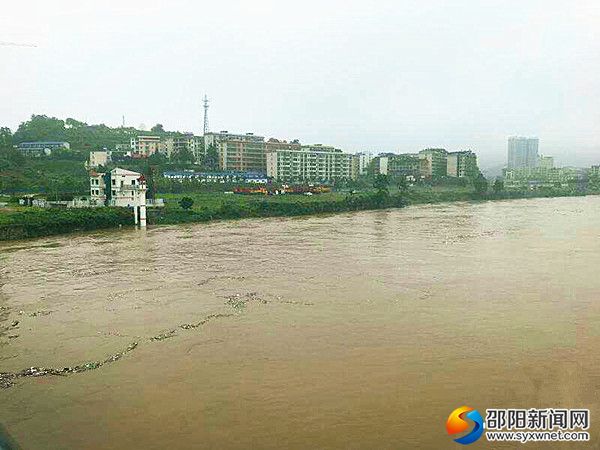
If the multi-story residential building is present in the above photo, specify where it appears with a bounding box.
[419,148,448,178]
[204,131,266,172]
[163,134,204,161]
[503,166,586,190]
[447,150,478,178]
[538,155,554,170]
[88,150,111,168]
[375,155,389,175]
[90,167,146,206]
[376,153,421,179]
[17,141,70,156]
[265,138,302,153]
[90,167,147,226]
[356,152,374,175]
[130,135,163,158]
[266,144,355,182]
[507,136,539,169]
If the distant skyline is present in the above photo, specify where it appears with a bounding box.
[1,0,599,168]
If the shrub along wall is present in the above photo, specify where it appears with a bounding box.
[0,207,133,241]
[149,192,406,225]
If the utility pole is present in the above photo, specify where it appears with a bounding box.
[203,95,209,135]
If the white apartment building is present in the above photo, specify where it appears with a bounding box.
[90,167,145,205]
[356,152,374,175]
[266,144,356,181]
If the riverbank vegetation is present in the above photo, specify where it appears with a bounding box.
[1,183,596,241]
[148,191,405,225]
[0,207,133,241]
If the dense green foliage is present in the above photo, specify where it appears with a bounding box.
[0,207,133,241]
[0,146,88,194]
[148,192,406,225]
[11,115,145,150]
[373,174,390,193]
[472,174,489,194]
[179,197,194,210]
[405,186,587,204]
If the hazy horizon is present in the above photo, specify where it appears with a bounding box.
[2,0,599,168]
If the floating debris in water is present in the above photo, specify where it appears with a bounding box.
[197,275,246,286]
[180,313,234,330]
[225,292,268,309]
[150,330,177,341]
[0,342,138,389]
[29,310,53,317]
[0,298,280,390]
[277,299,315,306]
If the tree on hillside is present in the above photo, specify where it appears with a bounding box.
[144,165,157,200]
[151,124,165,133]
[172,148,195,164]
[203,144,219,171]
[0,146,25,170]
[0,127,13,147]
[65,118,87,129]
[11,114,147,150]
[373,174,390,193]
[493,178,504,193]
[397,176,408,193]
[13,115,67,143]
[148,152,168,165]
[473,174,489,194]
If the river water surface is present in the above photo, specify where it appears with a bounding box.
[1,196,600,449]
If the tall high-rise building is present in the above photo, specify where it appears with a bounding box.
[507,136,539,169]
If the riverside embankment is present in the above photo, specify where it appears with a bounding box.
[0,188,591,241]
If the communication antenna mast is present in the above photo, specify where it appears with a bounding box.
[203,95,210,135]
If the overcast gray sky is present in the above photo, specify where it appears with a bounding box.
[1,0,599,167]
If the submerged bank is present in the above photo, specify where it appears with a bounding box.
[0,207,133,241]
[0,189,591,241]
[0,193,405,241]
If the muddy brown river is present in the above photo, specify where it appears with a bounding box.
[1,196,600,449]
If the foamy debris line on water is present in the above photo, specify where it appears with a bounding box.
[0,312,233,389]
[197,275,246,286]
[0,342,138,389]
[0,292,309,389]
[225,292,268,309]
[150,313,236,341]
